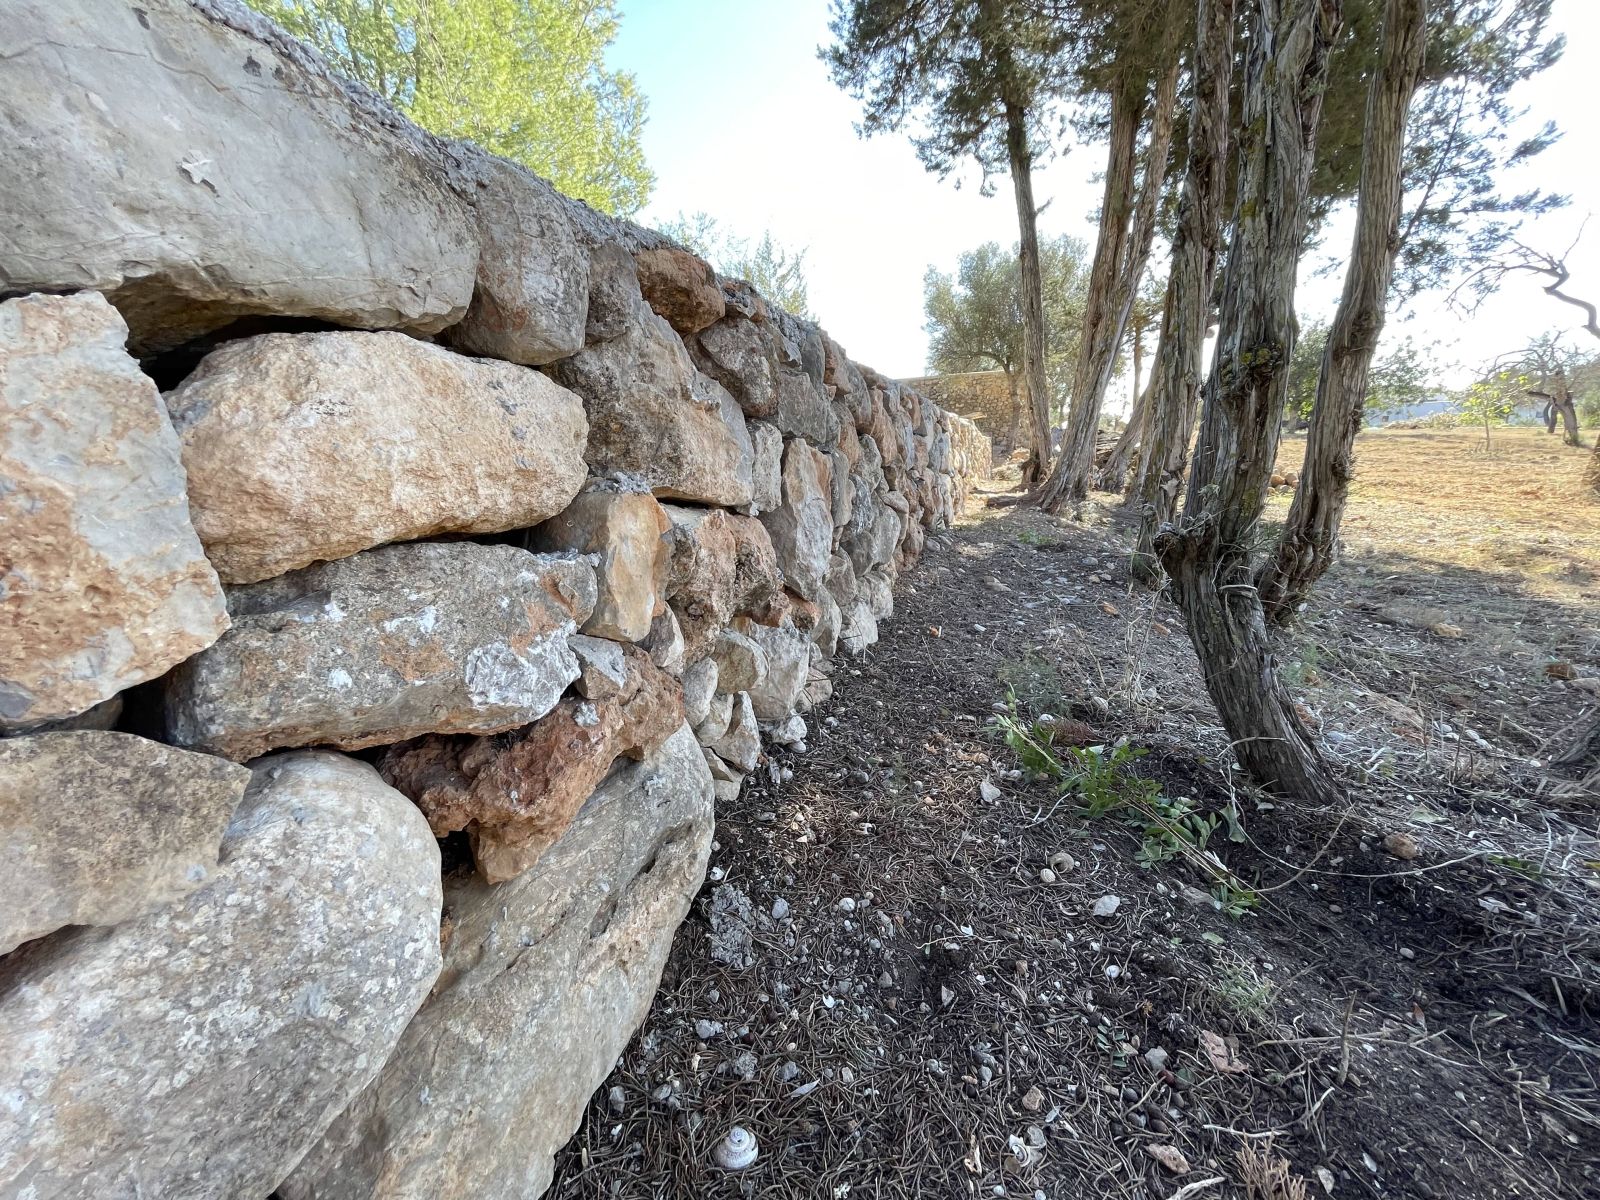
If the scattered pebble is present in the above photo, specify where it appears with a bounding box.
[1038,867,1057,885]
[695,1019,724,1040]
[770,897,789,921]
[979,778,1002,803]
[1021,1085,1046,1113]
[1145,1047,1169,1072]
[1092,895,1122,919]
[1383,831,1419,860]
[839,897,857,913]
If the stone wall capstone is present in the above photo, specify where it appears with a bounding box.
[0,2,991,1196]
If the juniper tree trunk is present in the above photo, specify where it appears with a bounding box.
[1006,102,1053,487]
[1155,0,1345,807]
[1005,369,1023,453]
[1041,62,1181,510]
[1033,79,1141,505]
[1131,0,1236,583]
[1098,374,1154,493]
[1257,0,1426,625]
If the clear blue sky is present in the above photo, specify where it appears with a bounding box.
[609,0,1599,397]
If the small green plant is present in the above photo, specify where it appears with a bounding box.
[995,655,1072,720]
[991,704,1258,914]
[1016,528,1050,547]
[1212,953,1278,1023]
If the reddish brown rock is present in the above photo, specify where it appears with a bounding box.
[662,507,785,658]
[380,646,683,883]
[634,247,726,335]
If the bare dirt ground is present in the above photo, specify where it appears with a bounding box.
[551,425,1599,1200]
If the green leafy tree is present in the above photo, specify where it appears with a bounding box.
[1458,373,1520,450]
[246,0,653,215]
[922,235,1091,445]
[825,0,1081,485]
[656,213,813,320]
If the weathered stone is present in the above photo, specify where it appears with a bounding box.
[0,0,477,353]
[661,506,784,658]
[695,691,735,745]
[766,714,808,746]
[828,448,856,529]
[0,695,123,738]
[810,587,842,659]
[635,246,726,335]
[281,727,713,1200]
[529,488,670,643]
[446,149,588,366]
[584,242,639,343]
[0,731,249,954]
[644,606,688,676]
[551,289,754,507]
[692,316,778,417]
[826,552,860,611]
[708,691,760,773]
[742,618,812,721]
[704,748,742,783]
[166,543,595,761]
[380,645,682,884]
[843,492,904,577]
[569,634,629,699]
[749,419,784,512]
[166,330,588,584]
[760,438,834,601]
[861,569,896,620]
[0,750,442,1199]
[840,599,880,655]
[710,629,768,693]
[682,657,719,727]
[773,367,840,447]
[1,293,228,729]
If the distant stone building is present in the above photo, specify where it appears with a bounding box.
[899,370,1034,454]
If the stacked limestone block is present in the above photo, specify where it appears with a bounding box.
[0,1,990,1197]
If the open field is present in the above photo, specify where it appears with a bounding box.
[552,425,1599,1200]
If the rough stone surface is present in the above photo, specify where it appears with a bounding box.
[692,317,778,417]
[0,750,442,1200]
[1,292,228,729]
[446,149,588,365]
[281,726,714,1200]
[166,330,588,584]
[0,0,478,353]
[661,506,784,658]
[773,367,841,447]
[166,543,596,761]
[749,419,784,513]
[710,629,768,693]
[529,488,670,643]
[743,618,813,721]
[682,658,719,727]
[570,634,629,698]
[634,247,726,335]
[644,607,687,676]
[379,645,683,884]
[707,691,760,773]
[552,289,753,507]
[0,731,250,954]
[760,438,834,602]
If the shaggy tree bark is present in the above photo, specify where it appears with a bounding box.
[1006,102,1053,487]
[1040,60,1181,510]
[1098,374,1154,493]
[1155,0,1345,806]
[1258,0,1427,625]
[1130,0,1236,583]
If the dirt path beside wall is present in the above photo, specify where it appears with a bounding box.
[553,440,1599,1200]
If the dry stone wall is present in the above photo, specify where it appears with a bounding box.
[0,2,990,1197]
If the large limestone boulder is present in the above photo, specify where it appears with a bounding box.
[661,506,784,659]
[379,645,684,884]
[166,330,588,584]
[551,288,754,507]
[743,618,812,721]
[692,315,779,417]
[0,731,250,954]
[749,419,784,512]
[634,246,726,335]
[0,751,443,1199]
[281,726,714,1200]
[773,366,840,447]
[1,292,228,730]
[759,438,834,601]
[0,0,477,354]
[166,543,596,761]
[528,487,671,643]
[445,149,589,366]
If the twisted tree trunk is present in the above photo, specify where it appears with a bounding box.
[1258,0,1427,625]
[1006,102,1053,488]
[1098,374,1154,494]
[1156,0,1345,807]
[1041,60,1181,510]
[1131,0,1236,584]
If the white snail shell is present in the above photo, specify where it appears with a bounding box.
[713,1125,759,1170]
